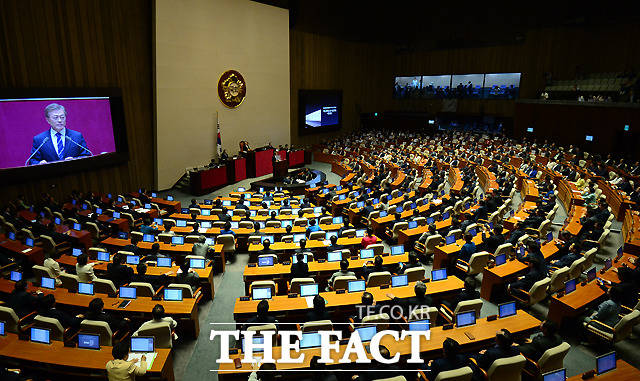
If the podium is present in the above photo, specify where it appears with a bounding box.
[273,160,289,181]
[246,149,274,178]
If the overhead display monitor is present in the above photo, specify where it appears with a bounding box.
[0,89,128,182]
[451,74,485,98]
[483,73,521,99]
[299,90,342,135]
[393,76,422,99]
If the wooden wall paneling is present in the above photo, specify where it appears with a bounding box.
[0,0,154,203]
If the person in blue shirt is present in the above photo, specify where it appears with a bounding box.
[458,233,476,262]
[220,221,235,236]
[305,219,321,237]
[139,217,159,235]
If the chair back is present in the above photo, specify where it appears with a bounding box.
[266,221,281,228]
[372,377,406,381]
[361,313,390,330]
[129,282,155,297]
[583,248,598,269]
[408,306,438,323]
[568,257,586,279]
[33,315,64,341]
[449,229,463,240]
[528,277,551,305]
[453,299,483,318]
[404,267,425,282]
[94,278,118,297]
[293,218,308,227]
[185,235,201,244]
[80,320,113,346]
[59,273,79,290]
[135,321,173,348]
[341,229,356,238]
[333,275,357,291]
[486,354,526,381]
[538,342,570,374]
[466,252,491,275]
[239,221,254,229]
[216,234,236,252]
[158,233,173,244]
[167,283,196,298]
[548,267,570,293]
[33,265,54,279]
[0,306,20,333]
[249,281,276,297]
[368,243,384,256]
[309,231,325,241]
[302,320,333,333]
[425,235,444,254]
[366,271,391,288]
[289,278,315,294]
[391,222,408,240]
[613,310,640,342]
[434,366,473,381]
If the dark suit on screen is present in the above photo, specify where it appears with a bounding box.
[29,128,90,165]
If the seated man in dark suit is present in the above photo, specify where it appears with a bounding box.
[474,200,488,222]
[507,256,547,297]
[260,239,277,255]
[472,329,520,378]
[243,299,277,330]
[290,252,309,279]
[132,262,164,290]
[458,233,477,263]
[441,277,480,311]
[481,224,505,254]
[175,261,200,292]
[518,320,562,361]
[106,253,134,288]
[8,280,43,318]
[28,103,91,165]
[38,294,81,329]
[423,338,468,381]
[305,295,331,322]
[85,297,128,332]
[550,242,582,268]
[351,292,381,324]
[363,254,387,281]
[386,281,432,318]
[122,234,142,256]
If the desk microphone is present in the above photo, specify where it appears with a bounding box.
[24,137,50,166]
[65,136,94,156]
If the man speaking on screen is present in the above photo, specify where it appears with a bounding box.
[28,103,91,165]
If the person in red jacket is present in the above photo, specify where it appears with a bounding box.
[361,227,377,248]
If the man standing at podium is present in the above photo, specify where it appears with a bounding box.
[28,103,91,165]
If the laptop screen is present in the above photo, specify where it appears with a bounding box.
[166,195,174,201]
[355,326,376,342]
[586,267,596,282]
[237,187,245,192]
[157,257,172,267]
[327,251,342,262]
[432,268,447,281]
[222,200,231,206]
[426,217,435,225]
[445,235,456,245]
[151,192,157,198]
[172,236,185,245]
[119,286,137,299]
[391,245,404,255]
[164,288,183,301]
[408,221,418,229]
[379,211,388,217]
[300,332,322,348]
[72,248,82,257]
[339,195,346,201]
[201,221,212,228]
[10,271,21,282]
[498,301,517,318]
[395,206,403,213]
[300,283,319,297]
[113,211,121,218]
[391,275,408,288]
[143,234,155,243]
[126,255,140,265]
[242,335,265,353]
[546,232,553,242]
[332,216,343,224]
[204,199,212,205]
[542,369,566,381]
[131,337,154,352]
[281,220,292,228]
[176,220,187,227]
[252,287,272,300]
[8,231,16,240]
[355,229,366,238]
[190,258,205,269]
[442,212,450,220]
[596,352,616,375]
[468,228,476,237]
[258,256,274,267]
[25,237,34,247]
[200,209,211,216]
[78,333,100,350]
[41,276,55,290]
[78,282,94,295]
[261,235,274,244]
[73,223,82,231]
[408,319,430,331]
[293,234,306,243]
[0,321,5,336]
[604,258,612,270]
[230,221,239,229]
[118,232,128,239]
[348,280,366,293]
[360,249,374,259]
[495,254,506,266]
[565,279,576,294]
[30,327,50,344]
[357,201,365,208]
[456,311,476,327]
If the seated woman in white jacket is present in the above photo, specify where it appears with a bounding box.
[75,253,97,283]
